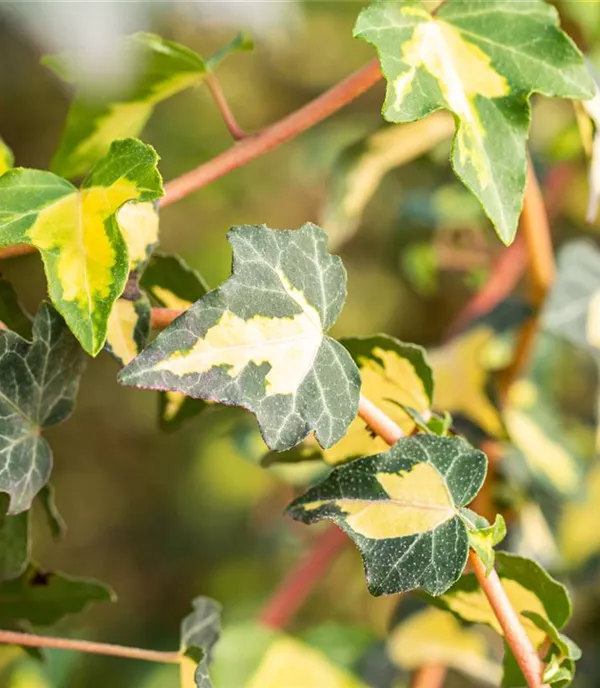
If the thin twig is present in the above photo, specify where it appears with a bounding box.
[0,629,180,664]
[411,664,447,688]
[160,59,382,207]
[469,552,543,688]
[259,527,347,629]
[0,244,36,260]
[205,73,248,141]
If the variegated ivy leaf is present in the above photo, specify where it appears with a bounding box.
[287,434,487,596]
[105,291,151,366]
[354,0,594,244]
[388,606,501,684]
[0,138,163,354]
[47,32,253,179]
[140,253,209,430]
[426,552,572,650]
[117,200,159,273]
[543,240,600,351]
[0,563,114,627]
[180,596,222,688]
[119,223,361,451]
[0,138,13,175]
[0,303,86,514]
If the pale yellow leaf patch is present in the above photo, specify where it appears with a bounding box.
[153,272,323,397]
[324,347,430,465]
[394,10,509,187]
[28,177,141,307]
[117,201,159,270]
[106,299,140,365]
[151,287,193,311]
[504,408,579,496]
[586,289,600,348]
[559,463,600,568]
[303,463,455,539]
[247,637,366,688]
[179,654,198,688]
[446,579,547,647]
[388,607,501,684]
[429,327,504,438]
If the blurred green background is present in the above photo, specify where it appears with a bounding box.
[0,1,600,687]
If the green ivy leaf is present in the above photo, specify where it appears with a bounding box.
[119,223,361,451]
[117,200,160,273]
[426,552,572,649]
[0,495,29,582]
[0,138,14,176]
[0,277,32,339]
[354,0,594,243]
[0,303,87,514]
[38,484,66,541]
[47,33,252,179]
[287,434,487,596]
[388,606,501,683]
[140,253,209,430]
[462,510,506,576]
[0,138,163,354]
[0,563,114,627]
[179,596,222,688]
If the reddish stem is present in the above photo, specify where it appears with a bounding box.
[160,59,382,207]
[0,629,179,664]
[469,551,543,688]
[411,665,447,688]
[205,74,248,141]
[259,527,348,629]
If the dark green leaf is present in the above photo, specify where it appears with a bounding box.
[0,494,29,581]
[0,303,86,514]
[119,223,361,452]
[287,434,487,596]
[0,277,32,339]
[0,563,114,627]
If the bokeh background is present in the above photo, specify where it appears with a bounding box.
[0,1,600,687]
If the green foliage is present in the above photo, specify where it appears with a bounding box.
[287,434,487,596]
[0,138,13,176]
[0,138,163,354]
[0,564,114,627]
[0,304,86,514]
[0,496,29,582]
[179,597,222,688]
[47,33,253,179]
[119,223,361,451]
[354,0,594,243]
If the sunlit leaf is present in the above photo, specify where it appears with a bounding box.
[117,200,159,273]
[140,253,209,430]
[388,606,501,684]
[428,326,504,438]
[47,33,252,179]
[105,292,151,366]
[210,623,368,688]
[321,113,453,248]
[427,552,572,649]
[119,223,361,451]
[0,563,114,627]
[287,434,487,596]
[0,304,86,514]
[0,138,163,354]
[179,596,221,688]
[0,495,29,582]
[354,0,594,243]
[0,138,13,176]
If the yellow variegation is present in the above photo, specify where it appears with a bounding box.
[0,138,13,175]
[0,138,163,354]
[117,201,159,271]
[325,340,432,465]
[302,463,454,539]
[247,637,366,688]
[388,607,501,684]
[105,297,150,366]
[429,327,504,437]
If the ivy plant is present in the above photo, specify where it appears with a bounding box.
[0,1,598,687]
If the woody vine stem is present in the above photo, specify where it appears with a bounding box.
[0,57,547,688]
